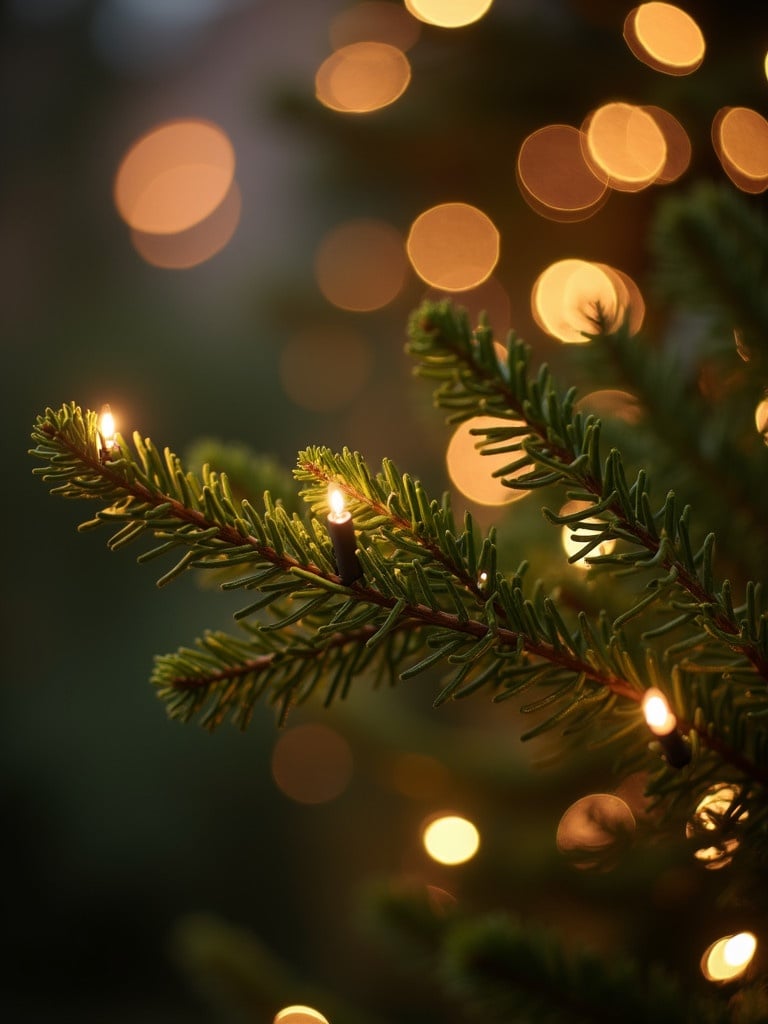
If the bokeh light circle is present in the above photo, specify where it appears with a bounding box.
[712,107,768,194]
[517,124,608,222]
[643,105,691,184]
[130,180,241,269]
[114,119,235,234]
[556,793,636,870]
[532,259,623,344]
[576,389,643,425]
[558,500,616,569]
[701,932,757,983]
[446,416,530,506]
[422,814,480,865]
[271,723,354,804]
[279,326,373,412]
[314,218,408,311]
[686,783,747,870]
[315,41,411,113]
[273,1007,330,1024]
[583,102,667,191]
[405,0,494,28]
[755,397,768,437]
[624,3,705,75]
[407,202,500,291]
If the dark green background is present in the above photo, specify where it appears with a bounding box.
[3,1,766,1019]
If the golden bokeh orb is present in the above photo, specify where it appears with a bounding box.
[405,0,494,29]
[517,124,608,222]
[114,119,235,234]
[558,500,616,569]
[556,793,636,871]
[273,1006,330,1024]
[271,723,354,805]
[701,932,757,983]
[624,3,705,75]
[755,397,768,436]
[422,813,480,865]
[407,202,500,291]
[446,416,529,506]
[712,107,768,194]
[643,106,691,184]
[129,180,241,269]
[576,389,643,425]
[583,102,667,192]
[315,41,411,113]
[314,218,408,311]
[532,259,618,344]
[686,783,747,870]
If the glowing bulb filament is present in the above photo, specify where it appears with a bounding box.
[643,687,677,736]
[100,403,117,448]
[98,404,117,461]
[328,486,348,522]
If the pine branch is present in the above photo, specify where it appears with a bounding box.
[171,912,392,1024]
[406,300,768,688]
[363,885,729,1024]
[30,402,768,796]
[441,912,725,1024]
[570,310,768,587]
[651,182,768,367]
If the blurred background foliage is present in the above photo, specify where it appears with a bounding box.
[4,0,768,1020]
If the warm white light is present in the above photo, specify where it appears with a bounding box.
[99,404,116,450]
[724,932,757,967]
[406,0,494,28]
[642,688,676,735]
[422,814,480,865]
[328,486,346,519]
[702,932,757,982]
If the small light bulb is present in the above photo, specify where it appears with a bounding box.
[642,687,690,768]
[326,484,362,585]
[642,688,676,736]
